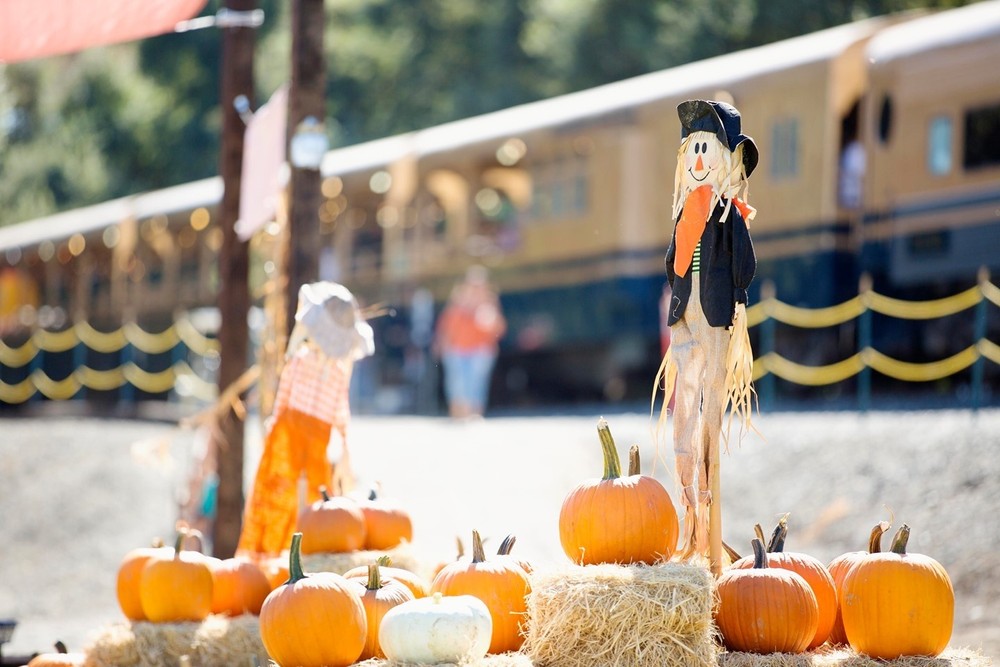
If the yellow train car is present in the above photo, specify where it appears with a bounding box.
[2,2,997,408]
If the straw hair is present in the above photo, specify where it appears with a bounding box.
[522,562,718,667]
[722,302,759,448]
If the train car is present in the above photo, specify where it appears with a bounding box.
[1,2,997,410]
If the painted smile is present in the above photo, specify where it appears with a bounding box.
[688,168,709,182]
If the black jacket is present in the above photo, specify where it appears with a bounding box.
[664,199,756,328]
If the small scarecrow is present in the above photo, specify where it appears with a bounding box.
[656,99,758,574]
[236,281,374,559]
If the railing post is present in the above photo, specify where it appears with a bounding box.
[73,322,87,402]
[972,266,989,412]
[120,321,135,406]
[759,280,776,410]
[858,273,872,413]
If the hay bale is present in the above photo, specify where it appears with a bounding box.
[718,646,993,667]
[84,615,268,667]
[349,653,535,667]
[521,561,718,667]
[301,540,432,579]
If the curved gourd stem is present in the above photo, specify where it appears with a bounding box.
[751,538,768,569]
[319,486,331,502]
[376,554,393,567]
[868,521,890,553]
[890,524,911,555]
[766,513,789,552]
[471,530,487,563]
[367,562,384,590]
[753,523,766,545]
[498,534,516,556]
[628,444,641,476]
[287,532,308,585]
[597,418,622,480]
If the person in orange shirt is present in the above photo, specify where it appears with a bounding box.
[434,266,507,419]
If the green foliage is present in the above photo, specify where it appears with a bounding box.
[0,0,983,227]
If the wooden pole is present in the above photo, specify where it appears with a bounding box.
[709,442,722,576]
[285,0,326,335]
[212,0,256,558]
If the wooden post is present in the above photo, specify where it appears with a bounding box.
[285,0,326,335]
[709,440,723,577]
[212,0,256,559]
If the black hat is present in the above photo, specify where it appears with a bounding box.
[677,99,759,177]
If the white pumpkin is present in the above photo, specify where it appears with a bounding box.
[378,592,492,664]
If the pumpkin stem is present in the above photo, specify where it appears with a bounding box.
[597,418,623,480]
[376,554,393,567]
[366,562,383,590]
[628,444,640,476]
[172,529,188,556]
[753,523,766,544]
[471,530,487,563]
[455,535,465,559]
[868,520,890,553]
[890,523,911,555]
[286,532,308,584]
[766,514,789,552]
[722,540,742,563]
[368,488,378,501]
[751,538,768,569]
[319,486,331,502]
[55,641,68,654]
[498,534,516,556]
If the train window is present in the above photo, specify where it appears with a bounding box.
[878,96,893,144]
[927,116,953,176]
[770,118,799,180]
[963,102,1000,170]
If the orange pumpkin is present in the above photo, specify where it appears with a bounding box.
[840,524,954,659]
[826,521,889,645]
[209,557,272,616]
[559,419,679,565]
[115,538,170,621]
[359,487,414,550]
[431,530,532,654]
[352,562,416,660]
[139,530,214,622]
[297,486,367,554]
[343,556,430,599]
[259,532,368,667]
[715,538,819,654]
[730,515,837,649]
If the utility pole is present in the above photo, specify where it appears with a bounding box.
[286,0,326,332]
[213,0,256,558]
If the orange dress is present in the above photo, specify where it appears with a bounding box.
[236,345,351,558]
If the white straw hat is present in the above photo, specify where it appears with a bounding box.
[295,282,375,361]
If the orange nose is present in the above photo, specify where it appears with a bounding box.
[695,155,704,172]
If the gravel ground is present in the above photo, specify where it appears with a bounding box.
[0,407,997,660]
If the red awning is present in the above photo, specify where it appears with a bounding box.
[0,0,210,64]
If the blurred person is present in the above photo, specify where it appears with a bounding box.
[434,266,507,419]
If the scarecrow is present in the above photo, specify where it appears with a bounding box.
[656,99,758,574]
[236,281,374,559]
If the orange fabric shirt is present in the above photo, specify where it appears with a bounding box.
[437,304,504,351]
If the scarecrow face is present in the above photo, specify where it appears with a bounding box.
[681,131,725,191]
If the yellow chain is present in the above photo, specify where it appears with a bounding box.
[124,322,181,355]
[766,296,865,328]
[757,351,866,385]
[0,339,37,366]
[863,346,978,382]
[75,321,128,354]
[864,285,981,320]
[33,327,79,353]
[175,316,220,356]
[0,377,36,403]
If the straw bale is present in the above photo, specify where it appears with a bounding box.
[718,646,993,667]
[521,561,718,667]
[83,615,268,667]
[347,653,535,667]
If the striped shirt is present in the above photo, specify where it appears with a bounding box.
[691,241,701,273]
